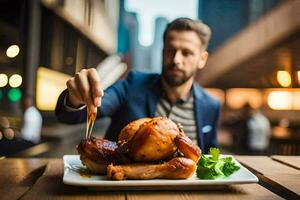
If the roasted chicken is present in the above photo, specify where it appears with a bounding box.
[77,117,201,180]
[77,137,129,174]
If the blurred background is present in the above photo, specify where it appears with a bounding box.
[0,0,299,157]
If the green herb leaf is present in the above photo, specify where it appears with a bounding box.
[196,148,240,179]
[209,147,220,161]
[223,162,240,177]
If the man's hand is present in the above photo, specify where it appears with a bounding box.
[66,68,104,111]
[0,117,14,140]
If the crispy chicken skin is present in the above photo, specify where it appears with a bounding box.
[125,117,183,162]
[77,117,201,179]
[77,137,129,174]
[175,134,201,163]
[118,117,152,144]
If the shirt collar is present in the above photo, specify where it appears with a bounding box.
[161,88,193,105]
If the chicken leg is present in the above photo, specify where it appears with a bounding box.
[107,157,196,180]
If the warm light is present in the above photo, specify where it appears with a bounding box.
[36,67,71,111]
[6,45,20,58]
[226,88,263,109]
[9,74,22,88]
[265,89,300,110]
[0,74,8,87]
[292,91,300,109]
[267,91,292,110]
[205,88,225,106]
[277,70,291,87]
[297,71,300,84]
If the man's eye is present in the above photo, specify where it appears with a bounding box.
[182,50,192,56]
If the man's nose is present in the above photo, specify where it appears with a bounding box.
[173,51,182,65]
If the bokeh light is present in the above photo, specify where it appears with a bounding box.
[8,88,22,102]
[267,91,292,110]
[6,45,20,58]
[9,74,22,88]
[0,74,8,87]
[277,70,291,87]
[226,88,263,109]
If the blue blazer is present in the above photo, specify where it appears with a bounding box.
[55,71,220,153]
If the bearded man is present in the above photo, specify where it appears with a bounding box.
[55,18,220,153]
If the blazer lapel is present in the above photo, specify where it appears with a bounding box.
[146,76,162,116]
[193,83,205,150]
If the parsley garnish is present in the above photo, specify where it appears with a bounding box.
[196,148,240,179]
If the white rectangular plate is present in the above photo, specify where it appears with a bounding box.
[63,155,258,190]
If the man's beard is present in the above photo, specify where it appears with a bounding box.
[162,65,195,86]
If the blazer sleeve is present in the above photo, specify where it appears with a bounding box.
[55,89,87,124]
[55,72,132,124]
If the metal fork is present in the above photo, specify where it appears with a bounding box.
[85,107,97,139]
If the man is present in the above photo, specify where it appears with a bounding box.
[55,18,220,153]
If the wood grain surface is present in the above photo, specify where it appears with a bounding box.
[271,155,300,170]
[0,158,47,200]
[236,156,300,199]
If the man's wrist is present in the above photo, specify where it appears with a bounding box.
[64,93,86,111]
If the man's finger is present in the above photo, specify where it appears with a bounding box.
[92,86,103,107]
[67,79,84,104]
[0,117,9,129]
[75,72,93,109]
[4,128,14,140]
[94,97,102,107]
[87,68,103,107]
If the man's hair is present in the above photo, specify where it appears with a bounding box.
[163,18,211,50]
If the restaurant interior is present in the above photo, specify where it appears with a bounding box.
[0,0,299,158]
[1,0,300,199]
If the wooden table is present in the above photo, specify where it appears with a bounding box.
[236,156,300,199]
[271,155,300,170]
[1,156,299,200]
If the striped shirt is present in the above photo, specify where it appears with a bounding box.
[155,94,197,144]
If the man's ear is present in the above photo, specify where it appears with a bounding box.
[198,51,208,70]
